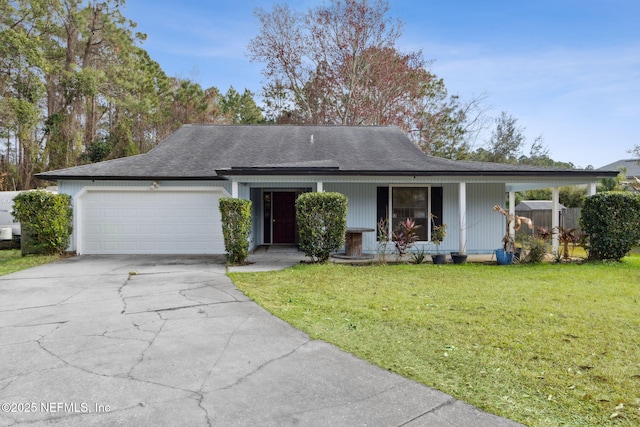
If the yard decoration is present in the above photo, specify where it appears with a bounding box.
[493,205,533,264]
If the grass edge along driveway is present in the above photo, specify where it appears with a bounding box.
[0,250,59,276]
[230,257,640,427]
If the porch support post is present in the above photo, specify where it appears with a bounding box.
[231,181,239,198]
[459,182,467,254]
[552,186,560,255]
[316,181,323,192]
[508,191,516,242]
[588,182,597,196]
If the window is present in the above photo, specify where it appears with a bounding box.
[377,186,443,242]
[392,187,429,241]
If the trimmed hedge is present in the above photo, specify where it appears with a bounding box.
[580,192,640,261]
[12,190,73,255]
[219,197,252,265]
[296,192,348,263]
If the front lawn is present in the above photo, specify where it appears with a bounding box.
[0,250,59,276]
[230,257,640,427]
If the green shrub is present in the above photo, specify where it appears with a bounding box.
[580,192,640,261]
[219,197,252,265]
[12,191,73,255]
[296,192,348,263]
[522,237,548,264]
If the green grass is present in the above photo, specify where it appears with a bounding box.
[230,257,640,427]
[0,249,59,276]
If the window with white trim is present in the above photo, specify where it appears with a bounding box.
[377,186,443,242]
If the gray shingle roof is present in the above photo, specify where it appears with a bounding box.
[597,159,640,178]
[36,125,618,180]
[515,200,567,211]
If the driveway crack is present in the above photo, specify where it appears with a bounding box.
[216,340,310,392]
[397,396,457,426]
[126,319,167,378]
[118,273,135,314]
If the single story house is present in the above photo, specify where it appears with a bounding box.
[597,159,640,180]
[36,125,618,256]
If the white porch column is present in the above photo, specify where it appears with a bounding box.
[588,182,597,196]
[508,191,516,242]
[552,187,560,255]
[459,182,467,254]
[231,181,239,198]
[316,181,324,192]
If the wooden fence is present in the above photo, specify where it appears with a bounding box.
[515,207,582,236]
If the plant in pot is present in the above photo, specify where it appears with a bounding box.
[430,221,447,265]
[493,205,533,265]
[450,243,467,264]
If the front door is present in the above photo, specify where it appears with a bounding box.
[272,192,297,244]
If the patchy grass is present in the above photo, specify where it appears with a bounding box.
[0,250,59,276]
[230,256,640,427]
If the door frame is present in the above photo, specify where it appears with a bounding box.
[261,189,307,245]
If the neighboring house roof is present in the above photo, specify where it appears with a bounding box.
[515,200,567,211]
[597,159,640,178]
[36,125,620,181]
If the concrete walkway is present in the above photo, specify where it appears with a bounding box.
[0,254,522,426]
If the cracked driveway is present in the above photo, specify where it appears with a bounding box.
[0,255,522,426]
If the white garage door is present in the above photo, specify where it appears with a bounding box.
[79,189,225,254]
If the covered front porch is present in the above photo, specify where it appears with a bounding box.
[228,174,599,257]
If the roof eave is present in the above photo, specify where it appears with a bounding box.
[35,174,225,182]
[216,168,620,178]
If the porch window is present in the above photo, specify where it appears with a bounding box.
[377,186,443,242]
[392,187,429,241]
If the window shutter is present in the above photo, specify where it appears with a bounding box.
[431,187,443,229]
[376,187,389,237]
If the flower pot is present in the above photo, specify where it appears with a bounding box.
[450,252,468,264]
[431,254,447,265]
[495,249,513,265]
[513,247,522,262]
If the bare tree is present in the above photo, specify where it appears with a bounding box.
[248,0,483,159]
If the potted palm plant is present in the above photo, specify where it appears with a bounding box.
[493,205,533,265]
[450,243,468,264]
[430,222,447,264]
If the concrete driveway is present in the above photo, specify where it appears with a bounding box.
[0,255,523,426]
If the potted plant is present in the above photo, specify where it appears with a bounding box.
[450,245,468,264]
[430,222,447,264]
[493,205,533,265]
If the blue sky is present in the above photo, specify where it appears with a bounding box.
[123,0,639,169]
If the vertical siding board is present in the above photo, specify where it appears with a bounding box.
[59,178,508,255]
[325,182,378,252]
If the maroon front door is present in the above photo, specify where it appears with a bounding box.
[272,192,297,244]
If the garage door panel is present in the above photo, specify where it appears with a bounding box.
[79,190,224,254]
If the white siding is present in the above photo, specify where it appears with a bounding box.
[326,182,505,254]
[59,178,509,255]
